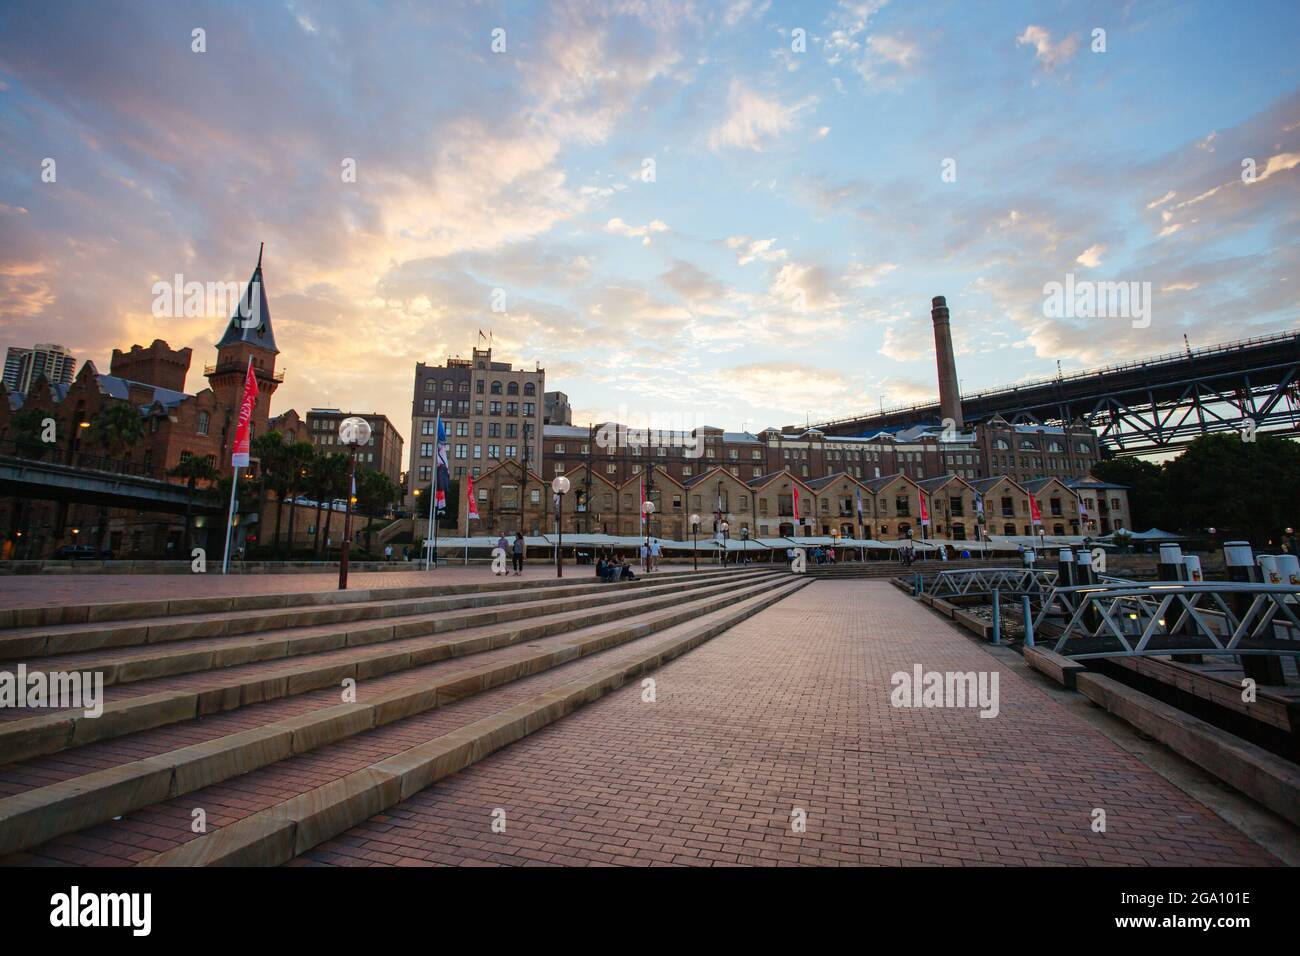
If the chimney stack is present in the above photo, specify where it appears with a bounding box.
[930,295,962,429]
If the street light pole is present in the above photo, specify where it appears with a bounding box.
[642,499,655,571]
[690,512,700,571]
[721,521,730,567]
[551,475,570,577]
[336,417,372,590]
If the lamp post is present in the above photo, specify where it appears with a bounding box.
[552,475,570,577]
[720,520,730,566]
[642,499,655,571]
[741,526,749,565]
[336,417,372,590]
[690,513,700,571]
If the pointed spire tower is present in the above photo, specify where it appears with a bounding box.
[207,244,282,469]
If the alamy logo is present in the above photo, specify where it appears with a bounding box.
[151,274,261,327]
[0,664,103,718]
[1042,272,1151,329]
[890,665,1000,718]
[50,886,151,936]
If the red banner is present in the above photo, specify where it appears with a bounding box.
[1030,494,1043,526]
[467,475,479,520]
[793,485,800,522]
[920,493,930,526]
[231,359,259,467]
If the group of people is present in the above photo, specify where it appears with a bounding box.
[596,553,636,582]
[493,532,526,575]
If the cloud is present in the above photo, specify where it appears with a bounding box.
[707,80,815,152]
[726,236,788,266]
[1016,25,1079,73]
[605,217,670,244]
[1075,244,1106,268]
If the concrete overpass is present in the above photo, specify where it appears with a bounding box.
[0,453,221,516]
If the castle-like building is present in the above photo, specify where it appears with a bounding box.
[0,251,294,559]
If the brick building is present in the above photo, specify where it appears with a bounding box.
[405,347,544,503]
[0,249,293,559]
[306,408,404,486]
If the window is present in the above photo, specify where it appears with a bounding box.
[522,402,535,416]
[420,443,433,458]
[507,382,518,395]
[197,411,210,436]
[488,444,500,459]
[473,445,482,459]
[489,401,501,415]
[491,381,503,394]
[443,381,454,392]
[418,465,432,481]
[476,380,484,394]
[554,443,565,455]
[421,421,436,435]
[554,462,565,473]
[506,402,518,416]
[455,444,467,459]
[524,382,535,396]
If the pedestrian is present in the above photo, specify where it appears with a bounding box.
[384,544,393,562]
[512,531,525,575]
[495,533,509,575]
[649,537,661,571]
[640,540,649,571]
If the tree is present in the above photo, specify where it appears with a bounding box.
[251,431,288,557]
[308,451,350,557]
[1161,434,1300,545]
[1091,456,1167,531]
[9,408,51,459]
[280,441,316,557]
[86,402,144,460]
[356,470,401,554]
[168,454,220,554]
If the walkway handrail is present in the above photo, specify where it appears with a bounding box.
[929,567,1057,598]
[1033,580,1300,659]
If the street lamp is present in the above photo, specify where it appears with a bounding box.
[690,513,700,571]
[336,416,372,590]
[551,474,570,577]
[741,526,749,565]
[720,520,730,566]
[641,499,655,571]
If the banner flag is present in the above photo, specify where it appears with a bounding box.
[230,359,259,467]
[467,475,479,520]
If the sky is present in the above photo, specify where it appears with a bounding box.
[1,0,1297,447]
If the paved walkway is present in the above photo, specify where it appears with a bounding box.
[295,580,1279,867]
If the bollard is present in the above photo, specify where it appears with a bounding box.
[1224,541,1285,685]
[992,590,1001,645]
[1022,593,1034,647]
[1159,543,1200,663]
[1057,548,1075,588]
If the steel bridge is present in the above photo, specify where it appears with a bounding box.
[926,567,1057,599]
[1032,581,1300,660]
[817,328,1300,454]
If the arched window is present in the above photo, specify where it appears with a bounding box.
[994,439,1010,450]
[523,382,536,396]
[507,382,519,395]
[491,381,503,395]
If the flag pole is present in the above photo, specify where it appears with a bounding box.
[221,467,239,574]
[222,355,256,574]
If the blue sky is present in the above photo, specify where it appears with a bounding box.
[1,0,1297,442]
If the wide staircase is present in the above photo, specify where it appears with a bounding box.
[0,565,804,866]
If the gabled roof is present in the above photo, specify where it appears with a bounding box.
[96,374,190,411]
[1022,476,1077,495]
[1066,476,1130,490]
[970,475,1029,495]
[682,465,749,490]
[916,474,973,493]
[805,471,863,492]
[476,458,545,486]
[216,244,279,354]
[860,472,917,492]
[746,469,815,493]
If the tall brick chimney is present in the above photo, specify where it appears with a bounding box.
[931,296,962,429]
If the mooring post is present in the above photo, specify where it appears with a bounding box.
[1022,594,1034,647]
[991,590,1001,645]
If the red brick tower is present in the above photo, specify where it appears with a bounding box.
[206,244,281,470]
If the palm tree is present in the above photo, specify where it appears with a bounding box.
[251,431,288,557]
[281,441,315,558]
[86,402,145,461]
[168,454,220,554]
[308,451,350,558]
[318,452,352,557]
[357,470,401,555]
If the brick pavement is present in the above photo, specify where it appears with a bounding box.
[295,580,1281,867]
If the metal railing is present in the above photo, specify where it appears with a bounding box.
[1033,581,1300,660]
[0,438,170,482]
[928,567,1058,598]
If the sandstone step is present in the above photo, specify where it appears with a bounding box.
[0,574,802,859]
[0,570,785,763]
[141,580,807,866]
[0,566,760,660]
